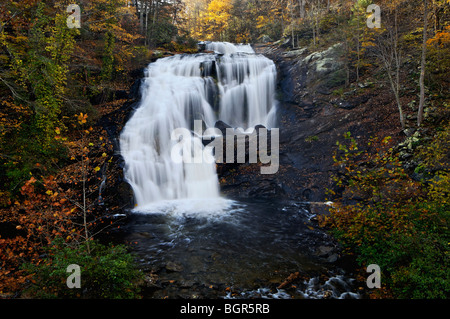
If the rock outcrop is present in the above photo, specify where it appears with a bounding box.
[217,43,395,202]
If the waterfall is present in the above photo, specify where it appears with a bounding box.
[120,42,278,211]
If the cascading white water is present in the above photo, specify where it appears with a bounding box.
[206,42,278,128]
[120,42,278,211]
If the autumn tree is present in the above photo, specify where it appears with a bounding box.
[0,174,83,295]
[5,2,78,146]
[425,24,450,96]
[349,0,374,83]
[372,3,406,129]
[203,0,233,41]
[0,1,80,195]
[321,132,449,298]
[179,0,209,40]
[242,0,287,43]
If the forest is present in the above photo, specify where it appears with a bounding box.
[0,0,449,300]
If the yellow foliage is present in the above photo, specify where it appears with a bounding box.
[427,26,450,48]
[428,172,450,206]
[256,16,269,30]
[203,0,233,40]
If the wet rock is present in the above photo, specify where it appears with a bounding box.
[214,120,233,135]
[327,254,339,263]
[114,180,135,210]
[247,181,285,198]
[165,261,183,272]
[180,280,197,288]
[317,246,334,257]
[197,41,206,52]
[334,100,357,110]
[143,273,161,288]
[136,232,154,239]
[322,290,333,298]
[309,202,332,216]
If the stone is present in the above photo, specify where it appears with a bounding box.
[143,273,161,288]
[399,152,413,160]
[291,43,346,91]
[136,232,154,239]
[327,254,339,263]
[197,42,206,52]
[165,261,183,272]
[403,128,416,137]
[283,48,308,58]
[317,245,333,256]
[214,120,232,135]
[332,99,356,110]
[259,34,273,43]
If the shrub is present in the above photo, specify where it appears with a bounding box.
[22,239,143,299]
[321,132,449,298]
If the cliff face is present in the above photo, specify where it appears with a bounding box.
[217,43,403,203]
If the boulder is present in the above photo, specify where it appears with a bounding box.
[165,261,184,273]
[283,48,308,58]
[300,43,346,91]
[258,34,273,44]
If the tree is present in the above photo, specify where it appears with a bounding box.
[372,4,406,129]
[204,0,233,41]
[417,0,429,126]
[350,0,376,83]
[321,132,449,298]
[7,3,78,147]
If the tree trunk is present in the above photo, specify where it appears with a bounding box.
[417,0,428,127]
[356,34,360,83]
[312,20,316,46]
[152,0,158,26]
[139,1,144,34]
[298,0,306,19]
[388,71,405,129]
[144,1,149,46]
[376,10,405,130]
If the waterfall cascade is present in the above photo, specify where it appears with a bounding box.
[120,42,278,210]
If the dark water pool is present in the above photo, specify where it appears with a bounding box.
[114,198,362,299]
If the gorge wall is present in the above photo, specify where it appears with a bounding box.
[218,42,402,204]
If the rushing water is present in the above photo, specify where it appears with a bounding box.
[118,199,361,299]
[118,42,361,298]
[120,42,277,208]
